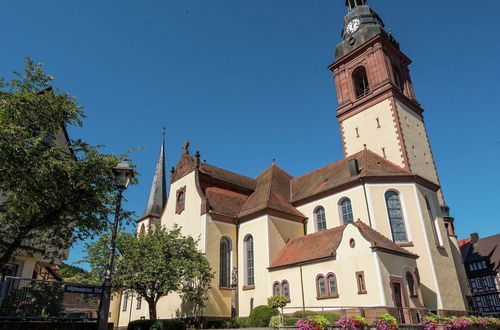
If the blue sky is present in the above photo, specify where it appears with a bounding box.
[2,0,499,267]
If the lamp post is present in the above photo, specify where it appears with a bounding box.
[97,162,134,330]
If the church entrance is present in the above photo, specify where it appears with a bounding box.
[390,277,408,324]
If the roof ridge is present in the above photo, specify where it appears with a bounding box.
[201,162,257,182]
[265,165,276,209]
[291,155,354,184]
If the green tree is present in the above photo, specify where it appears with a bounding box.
[0,58,135,272]
[80,225,213,320]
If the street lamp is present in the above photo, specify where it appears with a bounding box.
[97,162,134,330]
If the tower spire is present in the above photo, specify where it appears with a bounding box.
[139,134,167,221]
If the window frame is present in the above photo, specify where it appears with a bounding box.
[406,272,417,297]
[356,271,367,295]
[339,198,354,225]
[314,206,327,232]
[281,280,291,302]
[273,281,281,296]
[136,295,142,310]
[352,66,370,99]
[316,274,327,298]
[326,272,339,298]
[244,234,255,287]
[384,190,409,243]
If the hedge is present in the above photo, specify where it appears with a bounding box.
[127,319,186,330]
[247,305,279,327]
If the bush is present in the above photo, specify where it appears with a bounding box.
[322,312,340,324]
[267,295,288,309]
[312,315,330,330]
[235,317,248,328]
[247,305,279,327]
[291,310,316,318]
[127,319,186,330]
[284,317,299,326]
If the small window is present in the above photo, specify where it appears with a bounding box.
[327,273,338,296]
[356,271,367,294]
[122,293,128,311]
[139,224,145,235]
[273,282,281,296]
[314,206,327,232]
[317,275,327,297]
[352,66,370,98]
[282,281,290,301]
[385,191,408,243]
[136,296,142,310]
[339,198,354,224]
[406,272,417,297]
[244,235,255,286]
[175,186,186,214]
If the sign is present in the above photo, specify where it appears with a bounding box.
[64,284,102,294]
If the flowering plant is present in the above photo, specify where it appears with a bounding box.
[295,319,314,330]
[335,316,367,330]
[295,315,331,330]
[442,317,471,330]
[420,316,439,330]
[372,313,398,330]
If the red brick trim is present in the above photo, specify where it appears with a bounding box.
[175,186,186,215]
[389,96,411,171]
[356,271,367,294]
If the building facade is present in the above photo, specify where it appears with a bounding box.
[459,233,500,317]
[112,0,470,327]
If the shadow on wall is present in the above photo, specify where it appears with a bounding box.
[419,283,437,312]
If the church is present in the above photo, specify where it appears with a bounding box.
[111,0,470,327]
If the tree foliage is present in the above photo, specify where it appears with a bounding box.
[0,58,135,271]
[80,225,213,320]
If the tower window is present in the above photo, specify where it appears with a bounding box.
[314,206,327,232]
[385,191,408,242]
[355,127,360,138]
[376,117,381,128]
[244,235,255,286]
[352,66,370,98]
[382,147,387,158]
[220,237,232,287]
[339,198,354,225]
[393,65,405,91]
[346,0,366,10]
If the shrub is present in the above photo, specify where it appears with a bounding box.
[267,295,288,309]
[372,313,397,330]
[206,319,240,329]
[312,315,330,330]
[322,312,340,324]
[292,310,317,318]
[284,317,299,326]
[235,317,249,328]
[127,319,186,330]
[247,305,279,327]
[269,315,282,328]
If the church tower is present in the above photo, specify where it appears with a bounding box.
[329,0,441,201]
[137,135,167,234]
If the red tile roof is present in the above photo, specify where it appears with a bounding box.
[204,186,249,218]
[269,221,418,269]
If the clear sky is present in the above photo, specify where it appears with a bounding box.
[2,0,500,267]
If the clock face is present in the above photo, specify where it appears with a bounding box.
[346,18,361,34]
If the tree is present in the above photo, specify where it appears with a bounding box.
[80,225,213,320]
[0,58,135,272]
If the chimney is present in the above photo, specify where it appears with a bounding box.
[470,233,479,244]
[348,159,360,176]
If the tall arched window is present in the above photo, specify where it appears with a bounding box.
[353,66,370,98]
[219,237,231,287]
[406,272,417,297]
[314,206,327,232]
[282,280,290,301]
[316,275,326,297]
[339,198,354,224]
[244,235,255,286]
[393,65,405,91]
[273,282,281,296]
[385,191,408,242]
[327,273,338,296]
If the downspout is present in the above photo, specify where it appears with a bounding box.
[361,179,373,227]
[233,219,240,317]
[299,264,305,315]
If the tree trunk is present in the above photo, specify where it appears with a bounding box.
[0,234,25,274]
[147,299,157,320]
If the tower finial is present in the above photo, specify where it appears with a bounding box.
[162,126,166,137]
[272,158,276,165]
[182,140,190,154]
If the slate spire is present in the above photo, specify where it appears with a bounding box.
[139,134,167,220]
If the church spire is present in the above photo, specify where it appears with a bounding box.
[139,134,167,221]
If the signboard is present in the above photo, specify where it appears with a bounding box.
[64,284,102,294]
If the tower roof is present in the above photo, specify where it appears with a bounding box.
[139,136,167,221]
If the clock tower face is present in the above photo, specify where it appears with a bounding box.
[346,18,361,34]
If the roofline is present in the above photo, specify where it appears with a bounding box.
[371,246,419,259]
[268,255,337,271]
[238,208,306,224]
[291,175,440,206]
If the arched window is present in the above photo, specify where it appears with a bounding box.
[273,282,281,296]
[139,224,145,235]
[314,206,327,232]
[385,191,408,242]
[353,66,370,98]
[219,237,231,287]
[244,235,255,286]
[316,275,327,297]
[406,272,417,297]
[339,198,354,224]
[327,273,338,296]
[282,280,290,301]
